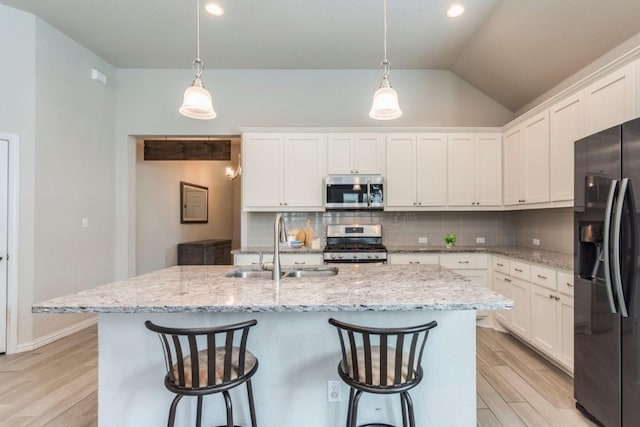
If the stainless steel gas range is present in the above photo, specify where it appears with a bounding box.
[323,224,387,264]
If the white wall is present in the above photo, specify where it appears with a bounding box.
[0,4,37,348]
[135,140,236,274]
[0,4,118,348]
[31,18,117,339]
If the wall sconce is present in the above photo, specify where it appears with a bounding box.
[225,153,242,180]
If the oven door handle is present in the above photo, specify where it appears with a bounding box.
[367,181,371,207]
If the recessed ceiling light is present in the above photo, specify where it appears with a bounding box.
[446,4,465,18]
[205,2,224,16]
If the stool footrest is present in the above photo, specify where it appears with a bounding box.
[358,424,396,427]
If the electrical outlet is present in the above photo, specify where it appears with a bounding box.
[418,237,428,244]
[327,380,341,402]
[82,217,89,228]
[533,238,541,246]
[476,237,485,244]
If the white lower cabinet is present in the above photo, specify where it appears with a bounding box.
[510,277,531,340]
[234,253,323,266]
[492,255,574,373]
[387,253,439,265]
[493,272,512,325]
[440,254,489,319]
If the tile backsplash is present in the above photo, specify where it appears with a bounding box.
[512,207,574,254]
[246,211,516,248]
[246,207,574,254]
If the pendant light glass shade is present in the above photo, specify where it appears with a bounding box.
[369,0,402,120]
[180,73,216,119]
[369,76,402,120]
[180,0,216,120]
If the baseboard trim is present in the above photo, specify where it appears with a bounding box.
[15,316,97,353]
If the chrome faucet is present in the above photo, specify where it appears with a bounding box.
[272,213,287,281]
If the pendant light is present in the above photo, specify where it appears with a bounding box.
[369,0,402,120]
[180,0,216,120]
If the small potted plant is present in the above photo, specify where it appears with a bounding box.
[444,233,457,249]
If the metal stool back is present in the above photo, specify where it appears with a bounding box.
[328,318,438,427]
[145,319,259,427]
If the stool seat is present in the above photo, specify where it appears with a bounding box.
[145,319,259,427]
[329,318,438,427]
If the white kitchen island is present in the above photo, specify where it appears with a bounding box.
[33,264,512,427]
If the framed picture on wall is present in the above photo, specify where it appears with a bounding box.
[180,181,208,223]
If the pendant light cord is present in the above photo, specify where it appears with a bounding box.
[193,0,203,78]
[381,0,390,79]
[383,0,388,62]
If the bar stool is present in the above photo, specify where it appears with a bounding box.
[328,318,438,427]
[145,319,259,427]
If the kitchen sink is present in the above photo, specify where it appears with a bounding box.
[225,269,283,279]
[225,267,338,279]
[284,267,339,278]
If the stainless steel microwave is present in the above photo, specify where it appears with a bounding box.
[325,175,384,210]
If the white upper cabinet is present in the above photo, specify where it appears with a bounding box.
[585,61,636,135]
[447,133,501,207]
[327,133,385,175]
[242,133,283,209]
[243,133,326,211]
[503,127,525,206]
[386,133,447,209]
[503,111,550,206]
[550,92,584,202]
[524,111,550,204]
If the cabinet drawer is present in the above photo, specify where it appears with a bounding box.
[510,261,530,281]
[280,253,324,266]
[493,256,510,274]
[440,253,488,270]
[388,253,439,265]
[557,271,574,296]
[531,265,557,290]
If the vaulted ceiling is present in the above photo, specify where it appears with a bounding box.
[3,0,640,112]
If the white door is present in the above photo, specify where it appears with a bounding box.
[0,139,7,353]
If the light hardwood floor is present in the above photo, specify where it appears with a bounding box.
[0,325,597,426]
[477,327,597,427]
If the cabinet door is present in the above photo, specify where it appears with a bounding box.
[353,134,385,174]
[585,62,636,135]
[283,134,325,209]
[243,134,283,209]
[416,134,447,206]
[530,284,558,356]
[493,273,512,326]
[387,253,439,265]
[524,111,550,204]
[510,277,531,340]
[503,127,525,205]
[447,134,475,207]
[386,134,417,207]
[327,134,353,174]
[557,293,574,372]
[452,269,489,319]
[475,134,502,206]
[550,93,584,202]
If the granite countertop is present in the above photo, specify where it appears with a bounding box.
[233,246,573,270]
[32,264,512,314]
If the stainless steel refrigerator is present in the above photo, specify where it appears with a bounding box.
[574,118,640,426]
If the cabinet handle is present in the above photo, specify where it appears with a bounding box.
[409,261,421,265]
[505,278,512,283]
[549,294,554,299]
[497,263,504,267]
[515,268,523,272]
[294,261,306,265]
[566,282,574,287]
[413,202,417,206]
[355,170,359,174]
[418,202,422,206]
[537,274,547,280]
[458,261,470,264]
